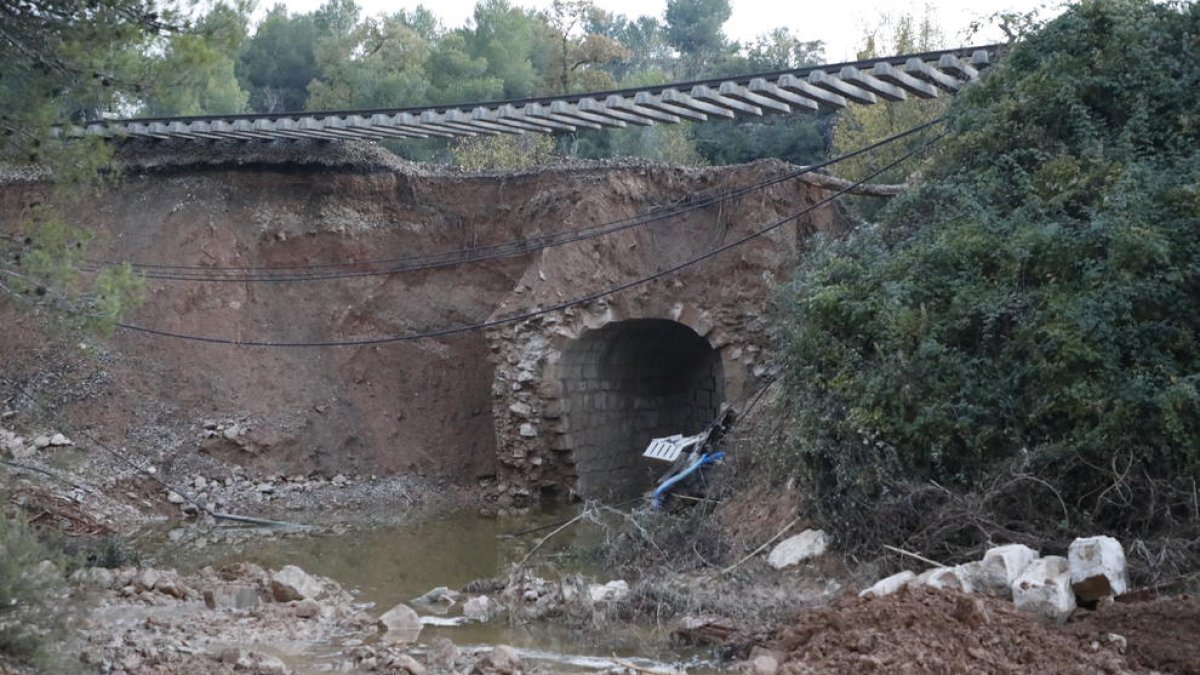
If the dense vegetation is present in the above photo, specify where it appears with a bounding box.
[778,0,1200,567]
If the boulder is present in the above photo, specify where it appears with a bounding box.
[1012,555,1076,624]
[412,586,460,606]
[377,603,423,644]
[766,529,829,569]
[747,654,780,675]
[293,598,321,619]
[269,565,324,602]
[588,580,630,603]
[974,544,1038,597]
[383,653,427,675]
[463,595,494,622]
[474,645,521,674]
[925,565,975,593]
[48,433,72,447]
[859,570,915,598]
[1068,536,1129,601]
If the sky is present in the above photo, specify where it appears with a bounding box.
[275,0,1061,62]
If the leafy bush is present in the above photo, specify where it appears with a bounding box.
[778,0,1200,553]
[0,513,69,665]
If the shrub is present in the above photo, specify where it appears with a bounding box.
[777,0,1200,554]
[0,513,70,665]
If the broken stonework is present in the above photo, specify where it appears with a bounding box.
[974,544,1039,597]
[1068,535,1129,602]
[860,570,916,598]
[1012,555,1076,624]
[766,529,829,569]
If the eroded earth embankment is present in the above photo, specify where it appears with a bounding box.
[0,141,843,510]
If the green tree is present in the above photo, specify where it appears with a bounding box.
[140,2,250,116]
[307,11,432,110]
[464,0,554,99]
[663,0,732,76]
[237,5,323,113]
[541,0,628,94]
[830,13,949,184]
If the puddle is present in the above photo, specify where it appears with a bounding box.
[139,506,722,672]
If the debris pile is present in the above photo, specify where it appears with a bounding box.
[859,536,1131,624]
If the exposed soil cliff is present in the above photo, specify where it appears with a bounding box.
[0,141,842,493]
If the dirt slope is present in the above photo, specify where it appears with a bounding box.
[0,141,838,486]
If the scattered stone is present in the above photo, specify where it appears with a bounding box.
[427,638,461,672]
[331,474,348,486]
[767,529,829,569]
[413,586,460,606]
[222,424,242,440]
[508,402,533,418]
[1012,555,1076,624]
[860,570,916,598]
[474,645,521,674]
[293,598,321,619]
[33,435,51,449]
[48,432,72,446]
[256,482,276,494]
[269,565,324,602]
[747,654,780,675]
[166,491,186,505]
[588,579,631,603]
[135,568,161,592]
[518,423,538,437]
[463,595,494,622]
[377,603,423,644]
[975,544,1039,597]
[926,565,975,593]
[384,652,427,675]
[1068,536,1129,602]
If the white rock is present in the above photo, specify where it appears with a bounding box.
[256,482,275,494]
[588,579,630,603]
[463,595,493,622]
[976,544,1039,597]
[222,424,242,440]
[1012,555,1076,623]
[767,529,829,569]
[48,433,72,447]
[1068,536,1129,601]
[749,655,780,675]
[193,476,208,490]
[166,491,186,505]
[926,565,975,593]
[518,423,538,437]
[508,402,533,418]
[480,645,521,672]
[270,565,324,602]
[377,603,423,643]
[33,435,51,449]
[859,570,916,598]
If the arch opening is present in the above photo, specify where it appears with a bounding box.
[560,319,724,498]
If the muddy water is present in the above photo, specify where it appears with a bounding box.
[144,507,718,672]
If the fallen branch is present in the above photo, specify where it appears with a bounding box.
[883,544,945,569]
[711,515,801,578]
[797,171,908,196]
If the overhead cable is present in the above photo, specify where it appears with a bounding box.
[112,127,946,347]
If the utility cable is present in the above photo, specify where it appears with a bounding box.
[82,120,943,283]
[111,129,946,348]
